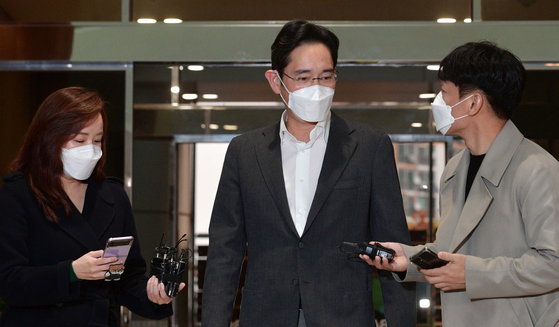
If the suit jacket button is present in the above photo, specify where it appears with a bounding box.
[298,242,304,249]
[292,278,299,286]
[55,302,63,307]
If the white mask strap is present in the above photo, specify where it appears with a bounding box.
[450,93,475,108]
[275,70,292,94]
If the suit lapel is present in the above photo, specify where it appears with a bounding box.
[57,179,115,251]
[303,114,357,235]
[255,123,298,236]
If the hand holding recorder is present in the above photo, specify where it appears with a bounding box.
[359,242,409,272]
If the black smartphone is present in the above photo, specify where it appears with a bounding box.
[409,247,449,269]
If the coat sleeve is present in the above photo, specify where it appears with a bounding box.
[369,134,416,326]
[201,139,247,327]
[107,180,173,320]
[0,179,82,307]
[465,156,559,299]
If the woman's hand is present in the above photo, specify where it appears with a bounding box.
[72,250,119,280]
[147,275,185,305]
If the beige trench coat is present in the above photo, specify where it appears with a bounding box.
[399,121,559,327]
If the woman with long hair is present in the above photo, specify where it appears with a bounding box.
[0,87,183,326]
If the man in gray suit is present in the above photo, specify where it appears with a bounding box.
[202,20,416,327]
[365,41,559,326]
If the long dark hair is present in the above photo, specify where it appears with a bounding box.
[11,87,107,223]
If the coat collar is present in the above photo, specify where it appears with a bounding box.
[443,120,524,186]
[255,113,357,238]
[443,120,525,252]
[57,178,116,251]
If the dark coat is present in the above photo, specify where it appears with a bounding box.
[0,173,172,327]
[202,113,416,327]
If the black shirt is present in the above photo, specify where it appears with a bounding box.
[465,153,486,200]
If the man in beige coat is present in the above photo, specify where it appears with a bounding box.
[364,41,559,326]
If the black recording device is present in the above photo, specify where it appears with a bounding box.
[339,242,396,263]
[150,233,192,297]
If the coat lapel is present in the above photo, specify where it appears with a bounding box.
[445,121,525,252]
[303,114,357,235]
[255,123,298,236]
[435,151,467,250]
[57,179,115,251]
[448,171,494,252]
[89,178,117,238]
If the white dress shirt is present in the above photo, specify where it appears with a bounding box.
[280,110,331,236]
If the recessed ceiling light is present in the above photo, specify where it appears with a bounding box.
[164,18,182,24]
[464,18,472,23]
[411,122,423,128]
[223,125,239,131]
[209,124,219,130]
[419,93,436,99]
[427,65,440,71]
[545,63,559,67]
[188,65,205,71]
[437,18,456,24]
[170,86,180,94]
[203,94,218,99]
[137,18,156,24]
[182,93,198,100]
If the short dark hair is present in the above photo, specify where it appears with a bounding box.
[271,20,339,76]
[438,41,526,120]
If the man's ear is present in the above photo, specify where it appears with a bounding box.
[265,70,281,95]
[468,92,484,116]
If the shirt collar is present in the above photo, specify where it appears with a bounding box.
[279,110,331,145]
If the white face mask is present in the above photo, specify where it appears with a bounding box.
[61,144,103,180]
[431,91,474,135]
[276,70,334,122]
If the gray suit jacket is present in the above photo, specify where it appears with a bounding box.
[202,113,415,327]
[400,121,559,327]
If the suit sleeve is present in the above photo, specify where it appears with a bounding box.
[369,133,416,326]
[202,139,247,327]
[465,158,559,299]
[0,181,81,307]
[108,182,173,320]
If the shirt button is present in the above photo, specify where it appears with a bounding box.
[298,242,304,249]
[299,178,304,183]
[301,150,305,153]
[293,278,299,286]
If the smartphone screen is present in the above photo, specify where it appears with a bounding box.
[103,236,134,263]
